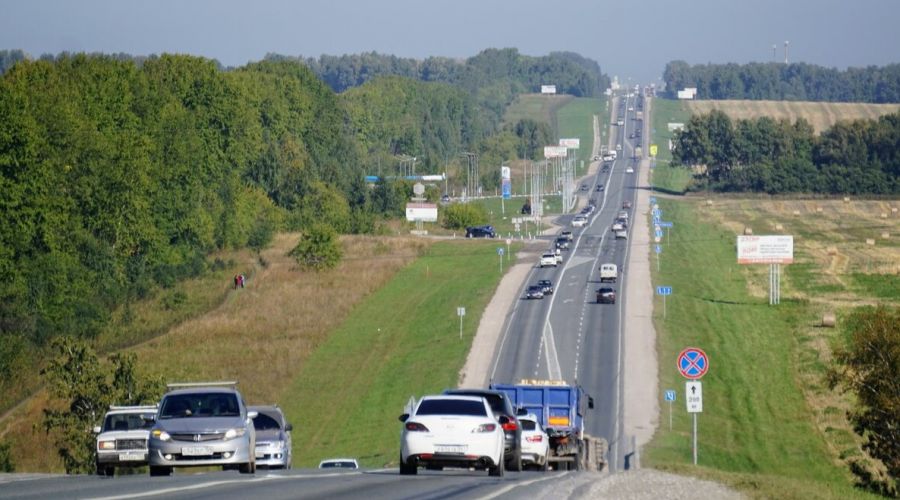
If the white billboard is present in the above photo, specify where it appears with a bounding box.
[541,85,557,94]
[559,138,580,149]
[406,203,438,222]
[543,146,568,158]
[501,166,511,180]
[737,235,794,264]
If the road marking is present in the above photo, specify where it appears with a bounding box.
[475,471,572,500]
[544,322,562,380]
[88,472,363,500]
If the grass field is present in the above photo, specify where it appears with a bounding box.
[648,98,693,194]
[557,97,605,165]
[464,195,562,236]
[278,240,516,467]
[503,93,573,136]
[645,197,898,498]
[685,100,900,134]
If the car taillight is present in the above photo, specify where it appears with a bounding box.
[405,422,429,432]
[473,423,496,433]
[526,435,543,443]
[501,421,518,432]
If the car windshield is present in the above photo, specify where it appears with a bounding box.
[253,413,282,431]
[447,392,505,415]
[159,392,240,418]
[320,461,357,468]
[416,399,487,416]
[104,413,155,431]
[520,419,537,431]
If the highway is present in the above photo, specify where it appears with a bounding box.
[488,92,643,472]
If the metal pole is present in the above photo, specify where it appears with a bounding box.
[657,251,660,272]
[499,253,503,274]
[692,413,698,465]
[663,295,667,319]
[669,401,673,430]
[459,315,463,340]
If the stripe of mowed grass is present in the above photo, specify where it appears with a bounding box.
[280,240,512,467]
[645,199,875,499]
[557,97,604,164]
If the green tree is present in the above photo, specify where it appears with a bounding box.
[0,440,14,472]
[442,202,488,229]
[289,225,342,271]
[830,306,900,496]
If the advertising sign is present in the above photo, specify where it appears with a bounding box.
[543,146,568,158]
[559,138,581,149]
[500,166,511,180]
[541,85,557,94]
[737,235,794,264]
[502,178,511,199]
[650,144,658,157]
[405,203,438,222]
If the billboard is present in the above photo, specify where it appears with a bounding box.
[501,166,511,180]
[541,85,557,94]
[502,178,511,199]
[543,146,568,158]
[559,138,580,149]
[650,144,658,157]
[737,235,794,264]
[405,203,438,222]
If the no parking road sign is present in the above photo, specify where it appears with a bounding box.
[677,347,709,380]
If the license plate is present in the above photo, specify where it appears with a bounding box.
[435,445,466,454]
[118,452,146,461]
[181,446,212,456]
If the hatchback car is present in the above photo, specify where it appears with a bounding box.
[249,405,292,469]
[400,395,505,476]
[148,382,257,476]
[94,405,157,476]
[537,279,554,295]
[526,285,545,300]
[572,216,587,227]
[539,253,558,268]
[615,230,628,240]
[622,200,632,209]
[466,225,495,238]
[443,389,523,471]
[555,237,570,250]
[597,287,617,304]
[518,414,550,470]
[626,166,635,174]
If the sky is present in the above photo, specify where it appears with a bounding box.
[2,0,899,84]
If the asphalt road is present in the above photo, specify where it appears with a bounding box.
[488,92,642,473]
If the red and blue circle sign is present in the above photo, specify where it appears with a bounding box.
[677,347,709,380]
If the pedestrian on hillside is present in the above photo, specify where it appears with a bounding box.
[233,275,239,289]
[239,274,245,288]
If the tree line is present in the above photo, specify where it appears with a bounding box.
[672,110,900,194]
[663,60,900,103]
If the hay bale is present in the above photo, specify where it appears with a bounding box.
[892,207,898,214]
[706,199,713,206]
[882,232,890,239]
[775,223,784,231]
[816,207,824,213]
[826,246,838,255]
[882,213,889,219]
[843,197,851,203]
[822,312,836,328]
[866,238,876,246]
[792,210,800,215]
[743,227,753,235]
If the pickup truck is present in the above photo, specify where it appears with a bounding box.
[539,253,558,268]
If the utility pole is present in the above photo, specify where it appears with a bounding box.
[784,40,790,64]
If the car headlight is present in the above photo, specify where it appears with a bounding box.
[98,440,116,450]
[224,428,247,440]
[151,429,171,441]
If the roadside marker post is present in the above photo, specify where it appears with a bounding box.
[656,286,672,318]
[664,389,676,430]
[505,239,511,262]
[677,347,709,465]
[655,244,662,272]
[456,307,466,340]
[497,247,504,273]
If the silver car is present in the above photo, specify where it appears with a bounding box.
[249,405,293,469]
[148,382,257,476]
[94,405,157,476]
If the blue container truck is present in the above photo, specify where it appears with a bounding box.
[490,380,607,471]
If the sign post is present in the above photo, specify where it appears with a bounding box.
[506,239,511,262]
[497,247,505,273]
[656,286,672,318]
[677,347,709,465]
[664,390,676,430]
[655,244,662,272]
[456,307,466,340]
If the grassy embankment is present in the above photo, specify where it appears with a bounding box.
[648,97,692,194]
[557,97,605,167]
[645,197,898,499]
[685,100,900,134]
[279,240,518,467]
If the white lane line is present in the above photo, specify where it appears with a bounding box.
[544,322,562,380]
[88,472,363,500]
[475,471,572,500]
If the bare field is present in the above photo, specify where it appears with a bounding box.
[0,234,429,472]
[685,99,900,134]
[502,93,574,133]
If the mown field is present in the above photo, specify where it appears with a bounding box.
[648,98,693,194]
[685,99,900,134]
[645,196,898,499]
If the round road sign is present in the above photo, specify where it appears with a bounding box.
[677,347,709,380]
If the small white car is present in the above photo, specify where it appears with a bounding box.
[518,414,550,471]
[626,167,634,174]
[572,216,587,227]
[94,405,158,476]
[554,248,563,264]
[539,253,558,268]
[615,230,628,240]
[399,395,506,476]
[611,222,624,232]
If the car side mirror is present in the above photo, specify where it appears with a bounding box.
[516,408,527,416]
[588,397,595,410]
[247,411,258,419]
[398,413,409,422]
[92,426,102,434]
[285,423,293,432]
[498,415,510,425]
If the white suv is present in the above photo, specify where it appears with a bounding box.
[94,405,158,476]
[539,253,558,268]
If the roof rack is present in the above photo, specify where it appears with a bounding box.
[166,381,238,391]
[109,405,158,411]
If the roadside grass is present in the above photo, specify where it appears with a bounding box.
[557,97,605,165]
[503,94,574,136]
[1,234,430,472]
[462,195,563,236]
[649,163,693,196]
[279,240,515,467]
[646,197,898,498]
[648,98,693,194]
[685,100,900,134]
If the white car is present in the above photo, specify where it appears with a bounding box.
[539,253,558,268]
[399,395,506,476]
[572,216,587,227]
[94,405,157,476]
[615,229,628,240]
[554,248,563,264]
[626,167,634,174]
[611,222,624,232]
[518,414,550,470]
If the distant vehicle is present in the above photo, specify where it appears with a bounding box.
[518,414,550,470]
[597,287,617,304]
[615,229,628,240]
[399,395,506,476]
[611,222,624,232]
[540,253,558,268]
[149,382,257,476]
[249,405,292,469]
[94,405,157,476]
[561,230,573,242]
[602,154,614,162]
[616,120,624,126]
[526,285,545,300]
[555,237,570,250]
[581,183,588,191]
[622,200,632,209]
[572,216,587,227]
[625,166,634,174]
[318,458,359,469]
[537,279,554,295]
[442,388,524,472]
[596,184,604,192]
[616,144,622,151]
[466,225,495,238]
[599,264,618,283]
[440,194,451,204]
[627,106,634,111]
[617,211,629,221]
[609,150,618,159]
[554,248,563,264]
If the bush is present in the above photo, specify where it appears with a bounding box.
[289,225,343,271]
[442,203,488,230]
[0,440,14,472]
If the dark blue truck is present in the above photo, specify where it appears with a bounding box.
[490,380,607,471]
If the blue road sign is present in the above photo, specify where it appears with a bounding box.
[649,197,657,204]
[664,390,676,402]
[655,229,663,238]
[657,286,672,296]
[497,247,504,256]
[652,209,661,216]
[653,216,660,224]
[659,221,673,228]
[655,245,662,254]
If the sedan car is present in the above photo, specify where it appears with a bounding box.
[518,414,550,471]
[597,287,617,304]
[596,184,604,192]
[537,279,554,295]
[555,237,570,250]
[572,216,587,227]
[443,388,522,471]
[400,395,505,476]
[94,405,157,476]
[625,166,634,174]
[615,229,628,240]
[622,200,632,209]
[525,285,545,300]
[148,382,257,476]
[249,405,292,469]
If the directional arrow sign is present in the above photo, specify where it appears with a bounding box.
[659,221,673,228]
[664,390,676,402]
[686,381,703,413]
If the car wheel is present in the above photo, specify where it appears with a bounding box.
[399,454,417,475]
[541,458,550,472]
[149,466,172,477]
[239,461,255,474]
[506,450,522,472]
[95,464,113,476]
[489,451,504,477]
